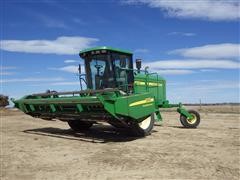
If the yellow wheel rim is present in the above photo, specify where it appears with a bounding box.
[186,114,197,124]
[139,116,151,130]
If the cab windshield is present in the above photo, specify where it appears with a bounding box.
[84,52,133,91]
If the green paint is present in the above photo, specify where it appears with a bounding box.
[16,96,100,105]
[177,106,194,119]
[134,73,166,105]
[29,105,35,112]
[76,104,83,112]
[50,104,56,112]
[80,46,132,55]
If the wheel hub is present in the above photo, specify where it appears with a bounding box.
[187,114,197,124]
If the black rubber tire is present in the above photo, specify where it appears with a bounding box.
[67,120,93,131]
[129,113,155,137]
[108,121,126,128]
[180,110,200,128]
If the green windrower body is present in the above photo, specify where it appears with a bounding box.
[12,46,200,137]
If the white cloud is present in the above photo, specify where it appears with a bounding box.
[0,72,14,75]
[0,66,17,76]
[125,0,240,21]
[134,48,149,53]
[144,59,240,69]
[0,36,99,55]
[1,77,64,83]
[170,43,240,59]
[0,66,17,70]
[200,69,218,72]
[64,60,78,63]
[168,32,196,36]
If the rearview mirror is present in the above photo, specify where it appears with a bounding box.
[136,59,142,73]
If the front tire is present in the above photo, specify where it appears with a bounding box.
[129,113,155,137]
[67,120,93,132]
[180,110,200,128]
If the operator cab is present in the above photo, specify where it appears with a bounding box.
[79,46,134,92]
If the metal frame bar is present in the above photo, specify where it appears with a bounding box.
[31,88,119,97]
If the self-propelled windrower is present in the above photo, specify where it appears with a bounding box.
[12,46,200,137]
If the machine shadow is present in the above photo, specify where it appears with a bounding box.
[23,124,140,143]
[168,125,197,129]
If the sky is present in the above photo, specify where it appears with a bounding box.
[0,0,239,104]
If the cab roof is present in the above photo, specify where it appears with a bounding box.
[79,46,133,55]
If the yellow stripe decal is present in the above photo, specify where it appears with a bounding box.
[134,81,162,87]
[129,98,154,107]
[142,103,153,107]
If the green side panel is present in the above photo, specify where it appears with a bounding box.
[133,73,166,104]
[114,97,129,116]
[114,93,155,120]
[97,92,155,120]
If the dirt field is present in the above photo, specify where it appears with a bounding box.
[1,106,239,180]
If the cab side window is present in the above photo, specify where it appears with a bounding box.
[112,53,133,91]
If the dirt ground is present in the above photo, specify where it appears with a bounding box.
[1,106,239,180]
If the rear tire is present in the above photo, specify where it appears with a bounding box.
[129,113,155,137]
[67,120,93,132]
[180,110,200,128]
[108,121,125,128]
